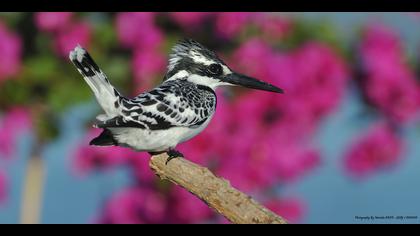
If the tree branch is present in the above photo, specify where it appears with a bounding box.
[149,153,287,224]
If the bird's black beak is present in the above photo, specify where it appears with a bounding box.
[223,72,284,93]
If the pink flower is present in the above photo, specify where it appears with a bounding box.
[0,107,32,158]
[177,94,233,166]
[217,40,347,191]
[168,186,213,223]
[213,92,320,191]
[129,152,156,183]
[72,128,155,181]
[359,24,420,123]
[0,170,6,203]
[54,21,91,58]
[99,187,167,224]
[73,145,128,175]
[215,12,253,39]
[72,128,134,176]
[132,49,166,94]
[255,14,293,40]
[169,12,213,30]
[0,21,22,82]
[365,72,420,123]
[344,122,404,178]
[230,38,274,80]
[230,90,284,134]
[264,138,321,183]
[115,12,163,50]
[217,128,321,191]
[34,12,73,32]
[287,42,349,120]
[239,41,347,136]
[360,24,402,73]
[230,40,349,140]
[265,197,305,223]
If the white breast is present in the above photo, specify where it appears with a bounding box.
[109,114,213,152]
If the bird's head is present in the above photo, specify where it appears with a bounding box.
[165,38,284,94]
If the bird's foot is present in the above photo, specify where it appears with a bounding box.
[148,151,165,156]
[165,149,184,165]
[148,149,184,165]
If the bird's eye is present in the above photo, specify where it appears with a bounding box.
[208,63,222,75]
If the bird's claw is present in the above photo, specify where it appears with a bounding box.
[165,149,184,165]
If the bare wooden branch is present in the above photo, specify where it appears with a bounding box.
[149,153,287,224]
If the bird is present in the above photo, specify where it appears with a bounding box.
[69,38,283,164]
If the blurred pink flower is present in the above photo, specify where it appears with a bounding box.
[264,138,321,183]
[232,40,349,126]
[99,187,167,224]
[231,41,348,139]
[251,42,350,134]
[229,90,285,135]
[365,73,420,123]
[0,170,6,203]
[215,12,253,39]
[34,12,73,32]
[54,21,91,58]
[255,14,293,40]
[129,154,155,183]
[221,46,342,189]
[72,129,133,175]
[0,107,32,158]
[360,24,402,72]
[73,145,129,175]
[265,197,305,223]
[287,42,349,120]
[359,24,420,123]
[73,128,155,181]
[115,12,163,50]
[177,94,232,166]
[217,127,320,191]
[132,49,166,93]
[169,12,213,30]
[344,122,403,178]
[213,51,334,191]
[0,21,22,82]
[230,38,274,80]
[212,93,320,191]
[168,186,213,223]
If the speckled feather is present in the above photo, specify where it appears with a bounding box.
[100,79,217,130]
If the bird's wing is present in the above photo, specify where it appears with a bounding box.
[94,80,216,130]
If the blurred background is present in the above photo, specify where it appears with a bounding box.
[0,12,419,224]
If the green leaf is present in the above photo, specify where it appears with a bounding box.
[0,79,30,108]
[22,56,60,82]
[33,109,60,142]
[279,18,344,54]
[46,77,92,113]
[94,22,118,49]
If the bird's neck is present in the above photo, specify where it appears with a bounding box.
[196,84,217,109]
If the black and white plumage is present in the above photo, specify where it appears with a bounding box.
[69,39,283,158]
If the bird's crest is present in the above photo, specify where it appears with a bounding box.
[167,38,221,72]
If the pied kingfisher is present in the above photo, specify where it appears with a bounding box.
[69,39,283,163]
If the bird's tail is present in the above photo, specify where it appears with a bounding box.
[69,45,122,117]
